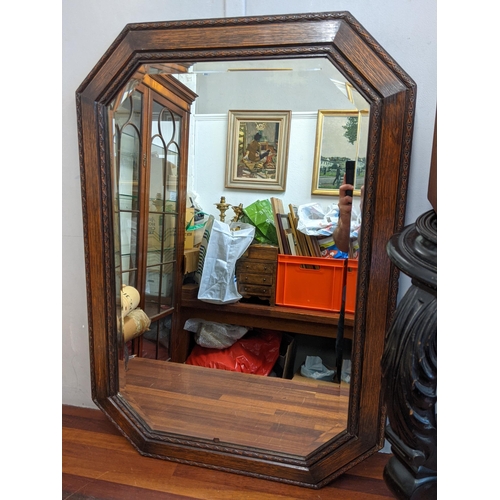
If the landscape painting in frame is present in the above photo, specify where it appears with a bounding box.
[311,110,368,196]
[225,110,291,191]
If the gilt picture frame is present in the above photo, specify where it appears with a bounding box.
[225,110,291,191]
[311,110,368,196]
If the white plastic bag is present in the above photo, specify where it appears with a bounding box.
[297,203,340,237]
[184,318,248,349]
[297,202,361,238]
[300,355,335,381]
[197,219,255,304]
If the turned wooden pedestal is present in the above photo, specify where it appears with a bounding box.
[381,210,437,499]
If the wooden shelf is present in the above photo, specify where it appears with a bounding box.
[171,293,354,362]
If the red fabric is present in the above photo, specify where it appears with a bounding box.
[186,330,281,376]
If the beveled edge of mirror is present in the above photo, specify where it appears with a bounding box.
[76,11,417,488]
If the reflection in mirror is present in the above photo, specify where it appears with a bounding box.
[109,57,369,456]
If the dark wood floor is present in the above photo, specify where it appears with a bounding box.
[63,404,396,499]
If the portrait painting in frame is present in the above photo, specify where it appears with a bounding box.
[225,110,291,191]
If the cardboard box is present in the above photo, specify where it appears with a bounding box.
[186,207,195,227]
[185,207,202,249]
[185,230,194,250]
[184,248,200,274]
[273,333,296,379]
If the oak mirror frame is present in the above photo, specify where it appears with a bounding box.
[76,11,416,488]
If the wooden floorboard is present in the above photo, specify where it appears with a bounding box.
[119,358,349,456]
[62,405,395,499]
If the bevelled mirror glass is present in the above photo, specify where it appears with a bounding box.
[76,12,416,488]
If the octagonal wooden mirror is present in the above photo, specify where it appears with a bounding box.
[76,11,416,488]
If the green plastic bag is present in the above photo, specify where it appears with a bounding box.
[241,199,279,246]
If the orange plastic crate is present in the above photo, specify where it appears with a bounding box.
[275,255,345,312]
[345,259,358,314]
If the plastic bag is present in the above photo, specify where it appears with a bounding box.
[197,219,255,304]
[184,318,249,349]
[300,356,335,381]
[194,214,215,284]
[297,203,340,237]
[185,330,282,376]
[297,203,362,259]
[341,359,351,384]
[241,199,278,245]
[186,211,209,232]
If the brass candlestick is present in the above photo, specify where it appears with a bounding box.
[232,203,244,222]
[215,196,230,222]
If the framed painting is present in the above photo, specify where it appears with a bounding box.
[311,109,369,196]
[225,110,291,191]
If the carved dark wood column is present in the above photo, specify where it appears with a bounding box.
[381,209,437,499]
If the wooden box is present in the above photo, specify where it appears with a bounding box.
[236,244,278,305]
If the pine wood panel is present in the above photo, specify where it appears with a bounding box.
[120,358,349,456]
[63,404,395,499]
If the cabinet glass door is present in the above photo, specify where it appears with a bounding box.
[111,81,188,362]
[144,99,182,358]
[114,89,144,291]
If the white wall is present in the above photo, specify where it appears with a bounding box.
[62,0,436,407]
[187,62,364,218]
[191,112,364,218]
